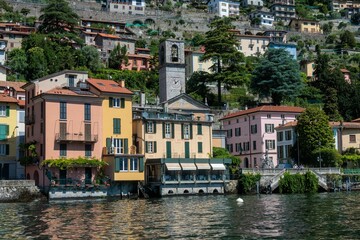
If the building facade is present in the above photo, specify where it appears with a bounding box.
[185,49,214,80]
[270,0,296,22]
[242,0,264,7]
[220,106,304,168]
[236,34,271,57]
[249,10,275,27]
[208,0,241,17]
[288,19,322,33]
[106,0,146,15]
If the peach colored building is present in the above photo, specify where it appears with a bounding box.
[121,48,151,71]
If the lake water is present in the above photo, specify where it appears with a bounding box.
[0,192,359,239]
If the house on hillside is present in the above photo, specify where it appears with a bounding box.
[235,34,271,56]
[104,0,146,15]
[220,106,304,168]
[270,0,296,22]
[249,10,275,27]
[288,19,322,33]
[208,0,240,17]
[242,0,264,7]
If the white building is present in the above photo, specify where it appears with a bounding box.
[106,0,145,15]
[242,0,264,7]
[208,0,240,17]
[250,10,274,27]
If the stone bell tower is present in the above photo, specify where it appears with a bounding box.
[159,39,186,103]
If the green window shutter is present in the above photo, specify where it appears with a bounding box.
[106,138,111,151]
[190,124,193,139]
[145,122,149,133]
[153,122,157,133]
[5,125,9,136]
[185,142,190,158]
[0,125,6,140]
[171,123,175,138]
[5,144,9,155]
[181,124,184,139]
[197,124,202,135]
[6,106,9,117]
[119,118,121,134]
[145,141,149,153]
[198,142,203,153]
[109,97,113,107]
[166,141,171,158]
[115,158,120,172]
[121,98,125,108]
[162,122,165,138]
[139,157,144,172]
[154,141,157,153]
[113,118,121,134]
[124,138,128,154]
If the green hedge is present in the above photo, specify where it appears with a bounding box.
[238,173,261,194]
[279,171,318,193]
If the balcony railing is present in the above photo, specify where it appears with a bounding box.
[55,133,98,143]
[25,115,35,125]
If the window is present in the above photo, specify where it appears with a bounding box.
[113,118,121,134]
[235,127,241,136]
[350,135,356,143]
[277,146,283,158]
[197,124,202,135]
[109,97,125,108]
[145,141,157,153]
[227,144,233,153]
[227,129,233,137]
[265,124,274,133]
[183,124,191,139]
[68,75,75,87]
[84,103,91,121]
[265,140,275,150]
[114,4,118,8]
[0,144,8,155]
[277,132,283,142]
[119,158,128,171]
[113,138,125,154]
[60,144,67,157]
[235,143,242,152]
[281,114,285,119]
[285,145,292,158]
[19,111,25,123]
[146,122,154,133]
[0,105,7,117]
[253,140,257,150]
[251,124,257,134]
[85,144,92,157]
[198,142,203,153]
[267,114,271,119]
[130,158,138,171]
[243,142,250,151]
[60,102,67,120]
[285,130,292,141]
[164,123,171,138]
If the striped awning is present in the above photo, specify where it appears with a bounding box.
[165,163,181,171]
[210,163,226,171]
[180,163,197,171]
[195,163,211,170]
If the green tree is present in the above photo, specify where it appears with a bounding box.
[213,147,240,174]
[201,17,245,105]
[340,30,356,49]
[5,48,27,76]
[321,23,333,35]
[186,71,214,104]
[351,12,360,25]
[108,44,128,70]
[296,107,334,166]
[38,0,79,35]
[80,45,102,72]
[250,48,303,105]
[135,39,147,48]
[26,47,48,80]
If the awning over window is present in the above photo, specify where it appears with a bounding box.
[165,163,181,171]
[210,163,226,171]
[195,163,211,170]
[180,163,197,171]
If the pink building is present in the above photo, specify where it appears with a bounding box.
[22,70,103,188]
[340,69,351,84]
[220,106,304,168]
[121,48,151,71]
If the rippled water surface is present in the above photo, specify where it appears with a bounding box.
[1,192,360,239]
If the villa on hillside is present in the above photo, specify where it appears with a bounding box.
[220,106,304,168]
[208,0,241,17]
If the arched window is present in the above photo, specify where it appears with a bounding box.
[171,44,179,62]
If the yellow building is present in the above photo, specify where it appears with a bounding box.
[289,19,322,33]
[0,95,22,179]
[133,93,231,196]
[300,60,315,80]
[87,78,144,193]
[185,49,214,80]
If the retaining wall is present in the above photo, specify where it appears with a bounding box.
[0,180,41,202]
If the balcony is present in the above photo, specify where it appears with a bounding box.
[25,115,35,125]
[55,133,98,143]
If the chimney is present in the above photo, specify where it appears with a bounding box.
[119,80,125,88]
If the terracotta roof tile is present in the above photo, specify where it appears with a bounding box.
[45,88,98,97]
[18,99,25,107]
[340,69,350,73]
[0,81,26,92]
[0,94,19,103]
[221,106,304,120]
[87,78,133,95]
[96,33,120,39]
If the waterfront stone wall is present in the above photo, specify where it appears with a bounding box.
[224,180,238,194]
[0,180,41,202]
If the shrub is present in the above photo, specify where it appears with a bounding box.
[238,173,261,194]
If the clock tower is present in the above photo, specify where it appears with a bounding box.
[159,39,186,103]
